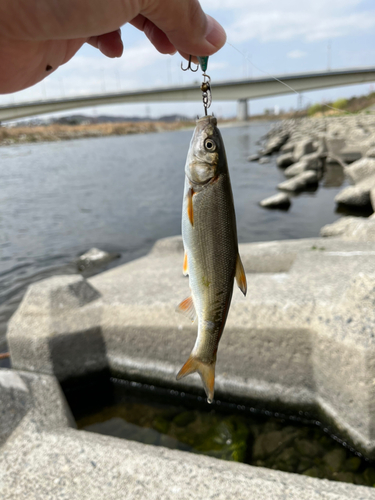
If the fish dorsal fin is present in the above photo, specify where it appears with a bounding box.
[187,187,194,226]
[183,252,188,276]
[236,254,247,296]
[176,296,196,322]
[176,355,216,403]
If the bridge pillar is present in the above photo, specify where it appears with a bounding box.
[237,99,248,121]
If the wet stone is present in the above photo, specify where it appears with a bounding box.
[323,448,347,473]
[344,456,361,472]
[294,438,324,458]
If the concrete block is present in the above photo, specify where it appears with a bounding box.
[1,368,375,499]
[321,217,375,241]
[334,176,375,208]
[278,171,319,192]
[344,158,375,184]
[7,236,375,458]
[259,193,291,209]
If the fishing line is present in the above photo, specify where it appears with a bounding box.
[225,40,371,116]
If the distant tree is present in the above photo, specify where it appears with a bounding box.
[332,98,348,110]
[307,103,322,116]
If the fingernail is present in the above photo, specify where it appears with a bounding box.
[205,15,227,48]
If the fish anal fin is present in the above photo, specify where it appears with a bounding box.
[236,254,247,296]
[183,252,188,276]
[187,188,194,226]
[176,355,216,402]
[176,296,196,322]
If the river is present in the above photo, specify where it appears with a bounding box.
[0,121,348,350]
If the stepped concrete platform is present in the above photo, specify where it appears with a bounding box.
[7,235,375,459]
[1,368,375,500]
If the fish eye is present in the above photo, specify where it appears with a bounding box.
[204,138,216,151]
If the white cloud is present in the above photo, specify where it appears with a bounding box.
[287,50,307,59]
[213,0,375,43]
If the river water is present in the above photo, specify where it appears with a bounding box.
[0,121,348,350]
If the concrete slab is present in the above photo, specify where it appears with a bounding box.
[1,368,374,500]
[6,236,375,456]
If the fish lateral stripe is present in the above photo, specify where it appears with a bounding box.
[176,296,196,322]
[176,355,216,401]
[187,187,194,226]
[236,254,247,296]
[183,252,188,276]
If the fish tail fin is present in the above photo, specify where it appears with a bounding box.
[176,355,216,403]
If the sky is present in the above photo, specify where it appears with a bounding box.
[1,0,375,120]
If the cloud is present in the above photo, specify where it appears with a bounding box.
[215,0,375,43]
[287,50,307,59]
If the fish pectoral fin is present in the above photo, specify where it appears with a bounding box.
[235,254,247,296]
[176,296,196,322]
[183,251,188,276]
[187,187,194,226]
[176,355,216,403]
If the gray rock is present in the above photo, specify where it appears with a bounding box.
[365,146,375,158]
[260,193,291,209]
[259,156,271,164]
[323,449,347,473]
[334,176,375,208]
[280,142,295,154]
[321,216,375,241]
[371,188,375,211]
[344,158,375,184]
[262,133,289,155]
[325,136,362,163]
[278,171,319,192]
[293,139,315,162]
[277,152,294,168]
[284,153,323,177]
[77,247,120,271]
[248,153,260,162]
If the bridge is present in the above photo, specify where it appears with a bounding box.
[1,67,374,122]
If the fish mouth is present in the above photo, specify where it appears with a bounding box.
[196,115,217,127]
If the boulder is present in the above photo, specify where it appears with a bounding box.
[77,247,120,271]
[277,153,294,168]
[366,147,375,158]
[259,156,271,164]
[280,142,295,154]
[259,193,291,210]
[293,139,315,162]
[325,136,362,163]
[284,153,322,178]
[248,154,261,162]
[321,216,375,241]
[262,133,289,155]
[371,188,375,211]
[334,176,375,208]
[344,158,375,184]
[278,171,319,192]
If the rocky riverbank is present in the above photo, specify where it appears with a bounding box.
[0,120,195,146]
[254,115,375,239]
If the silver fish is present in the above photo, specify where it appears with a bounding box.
[176,115,247,402]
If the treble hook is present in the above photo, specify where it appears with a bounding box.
[181,55,199,72]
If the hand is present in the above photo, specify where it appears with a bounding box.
[0,0,226,94]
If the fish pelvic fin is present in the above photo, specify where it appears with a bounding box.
[176,296,196,322]
[236,254,247,296]
[183,251,188,276]
[176,355,216,402]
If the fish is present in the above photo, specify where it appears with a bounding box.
[176,115,247,402]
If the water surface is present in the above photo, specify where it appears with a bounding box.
[0,122,348,348]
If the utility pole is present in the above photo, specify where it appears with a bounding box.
[327,41,331,71]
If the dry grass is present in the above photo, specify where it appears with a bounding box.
[0,121,195,146]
